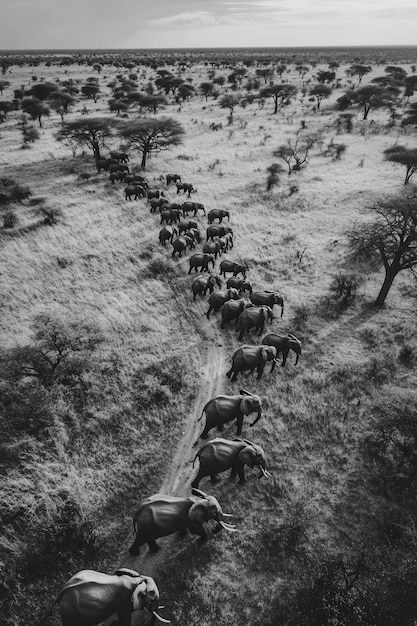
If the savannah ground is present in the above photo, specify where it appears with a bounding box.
[1,48,417,625]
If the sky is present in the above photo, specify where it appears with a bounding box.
[1,0,416,50]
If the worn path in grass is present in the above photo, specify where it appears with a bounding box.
[116,276,230,624]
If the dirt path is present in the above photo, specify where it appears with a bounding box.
[116,291,230,623]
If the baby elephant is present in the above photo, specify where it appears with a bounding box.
[192,438,271,488]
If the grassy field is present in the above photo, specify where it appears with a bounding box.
[1,48,417,625]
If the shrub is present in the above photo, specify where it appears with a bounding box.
[0,178,31,206]
[290,303,310,332]
[2,210,17,228]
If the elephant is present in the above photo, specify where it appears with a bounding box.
[207,209,230,224]
[226,344,278,381]
[109,172,125,184]
[262,333,302,368]
[110,150,129,163]
[150,197,168,213]
[219,233,233,251]
[179,219,198,234]
[220,298,253,329]
[128,489,236,555]
[188,253,215,274]
[159,226,178,246]
[191,437,271,487]
[124,174,148,187]
[182,201,206,217]
[219,260,248,279]
[125,184,146,200]
[185,227,202,243]
[226,276,253,294]
[109,163,129,174]
[166,173,181,185]
[42,568,169,626]
[206,225,233,242]
[237,306,274,341]
[198,389,262,438]
[206,287,240,318]
[95,157,111,173]
[147,189,165,202]
[176,182,194,197]
[203,240,222,260]
[250,291,284,317]
[160,208,181,225]
[191,274,222,300]
[172,235,195,257]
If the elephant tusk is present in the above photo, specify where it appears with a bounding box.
[153,610,171,623]
[259,466,272,479]
[219,520,238,531]
[191,487,209,498]
[223,513,234,518]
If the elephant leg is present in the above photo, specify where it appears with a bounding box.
[238,330,244,341]
[188,266,192,274]
[282,351,288,366]
[231,371,239,381]
[237,460,246,484]
[210,474,220,483]
[236,415,244,436]
[128,537,142,556]
[230,464,237,479]
[177,527,188,538]
[256,363,265,379]
[191,472,202,488]
[206,307,213,319]
[148,538,160,553]
[117,606,132,626]
[188,521,208,542]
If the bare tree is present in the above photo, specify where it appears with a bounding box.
[273,130,318,174]
[118,117,184,168]
[348,190,417,306]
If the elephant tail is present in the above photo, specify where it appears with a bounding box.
[35,593,61,625]
[198,404,208,422]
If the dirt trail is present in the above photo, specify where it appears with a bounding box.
[117,292,230,621]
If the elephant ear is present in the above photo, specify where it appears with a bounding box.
[131,580,148,610]
[189,501,208,523]
[261,347,270,361]
[238,446,256,468]
[240,397,255,415]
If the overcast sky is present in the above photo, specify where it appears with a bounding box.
[1,0,416,50]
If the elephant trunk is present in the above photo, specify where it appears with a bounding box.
[250,410,262,427]
[295,353,300,365]
[280,303,284,317]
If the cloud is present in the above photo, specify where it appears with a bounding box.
[150,11,217,26]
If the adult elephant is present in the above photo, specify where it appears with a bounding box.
[237,306,274,340]
[172,235,195,257]
[166,173,181,185]
[185,227,202,243]
[198,389,262,438]
[250,291,284,317]
[262,333,302,368]
[191,274,222,300]
[192,438,271,488]
[125,184,146,200]
[188,253,215,274]
[41,568,169,626]
[129,489,236,555]
[178,219,198,234]
[219,233,233,251]
[147,189,165,202]
[226,345,277,381]
[124,174,148,187]
[206,224,233,242]
[176,182,194,197]
[159,226,177,246]
[206,287,240,318]
[220,298,253,329]
[109,172,125,184]
[160,208,181,225]
[110,150,129,163]
[95,157,111,173]
[219,260,248,279]
[182,201,206,217]
[109,163,129,174]
[150,197,168,213]
[207,209,230,224]
[203,240,222,260]
[226,276,253,294]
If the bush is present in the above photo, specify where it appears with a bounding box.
[0,178,31,206]
[2,210,17,228]
[290,303,310,332]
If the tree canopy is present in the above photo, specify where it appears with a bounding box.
[117,117,184,168]
[260,83,297,114]
[384,146,417,185]
[348,190,417,305]
[55,117,115,159]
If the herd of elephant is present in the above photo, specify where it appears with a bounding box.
[44,164,302,626]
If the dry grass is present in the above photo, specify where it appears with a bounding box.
[1,51,417,625]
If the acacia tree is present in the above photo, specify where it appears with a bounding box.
[21,97,50,127]
[343,85,399,120]
[384,146,417,185]
[259,83,297,114]
[348,190,417,306]
[200,82,214,101]
[347,64,372,84]
[118,117,184,168]
[48,90,76,121]
[55,117,114,160]
[218,94,241,123]
[309,84,332,110]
